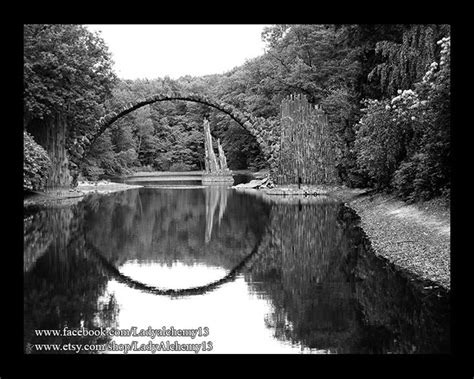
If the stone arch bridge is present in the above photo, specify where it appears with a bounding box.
[68,92,280,182]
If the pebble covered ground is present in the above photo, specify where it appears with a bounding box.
[346,193,450,290]
[246,184,451,290]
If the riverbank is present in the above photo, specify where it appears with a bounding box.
[24,178,450,290]
[348,192,450,290]
[23,169,260,207]
[23,180,142,208]
[235,183,450,290]
[75,180,143,194]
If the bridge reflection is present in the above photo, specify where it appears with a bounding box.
[85,235,265,297]
[23,187,450,353]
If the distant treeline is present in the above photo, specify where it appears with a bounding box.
[24,24,450,201]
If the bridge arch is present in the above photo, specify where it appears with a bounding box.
[85,232,270,297]
[69,92,275,170]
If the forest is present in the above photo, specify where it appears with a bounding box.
[24,24,451,202]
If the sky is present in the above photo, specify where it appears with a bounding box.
[84,24,270,80]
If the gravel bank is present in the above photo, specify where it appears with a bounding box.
[24,181,143,208]
[347,193,450,290]
[238,184,450,290]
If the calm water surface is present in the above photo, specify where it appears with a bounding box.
[24,183,450,354]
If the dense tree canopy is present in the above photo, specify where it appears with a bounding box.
[23,24,450,202]
[23,24,117,142]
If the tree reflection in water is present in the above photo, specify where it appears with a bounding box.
[23,188,449,354]
[82,188,270,270]
[24,205,118,353]
[24,187,272,352]
[245,196,449,353]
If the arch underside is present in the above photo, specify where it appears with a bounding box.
[71,93,267,164]
[86,235,267,297]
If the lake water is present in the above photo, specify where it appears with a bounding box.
[23,181,450,354]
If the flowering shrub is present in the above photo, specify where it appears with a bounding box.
[354,99,407,188]
[392,36,450,201]
[24,131,51,192]
[354,35,450,200]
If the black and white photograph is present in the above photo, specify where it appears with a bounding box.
[20,23,456,363]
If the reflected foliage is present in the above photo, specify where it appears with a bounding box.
[24,188,449,354]
[246,199,449,353]
[83,188,270,270]
[24,205,118,353]
[247,201,360,352]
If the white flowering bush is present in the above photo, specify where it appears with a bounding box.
[392,36,451,201]
[24,131,52,192]
[354,35,450,200]
[354,98,409,187]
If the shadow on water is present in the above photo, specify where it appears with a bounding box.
[23,205,119,353]
[246,199,450,353]
[23,186,449,354]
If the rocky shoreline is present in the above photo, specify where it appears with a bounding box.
[234,183,450,290]
[24,179,450,290]
[348,193,450,290]
[23,180,142,207]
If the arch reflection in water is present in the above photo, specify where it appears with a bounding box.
[83,187,269,270]
[81,186,313,353]
[23,186,449,354]
[85,237,264,297]
[119,260,229,290]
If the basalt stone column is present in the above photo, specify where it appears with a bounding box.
[202,117,233,184]
[217,138,230,172]
[45,113,72,191]
[203,118,219,173]
[72,92,274,181]
[27,113,72,191]
[277,94,339,185]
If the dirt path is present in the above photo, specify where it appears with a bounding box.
[348,194,450,290]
